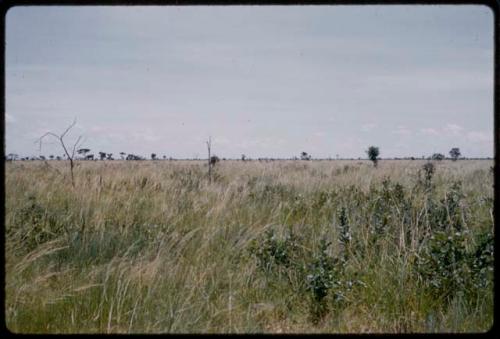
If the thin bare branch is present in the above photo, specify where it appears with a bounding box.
[36,132,60,152]
[72,135,83,158]
[36,119,83,189]
[61,118,77,139]
[59,137,72,160]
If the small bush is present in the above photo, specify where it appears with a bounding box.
[426,181,465,233]
[422,162,435,187]
[12,195,66,252]
[469,231,494,289]
[416,231,469,303]
[305,238,358,323]
[416,229,494,305]
[306,238,338,321]
[248,228,302,272]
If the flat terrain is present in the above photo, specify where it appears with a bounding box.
[5,159,494,333]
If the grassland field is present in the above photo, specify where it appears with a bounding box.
[4,159,494,333]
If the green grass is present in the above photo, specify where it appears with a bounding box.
[4,159,494,333]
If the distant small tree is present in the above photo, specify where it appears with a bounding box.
[151,153,157,160]
[106,153,113,160]
[77,148,91,159]
[56,156,62,161]
[210,155,220,166]
[366,146,380,167]
[431,153,445,161]
[241,154,246,161]
[6,153,18,161]
[39,155,46,161]
[126,154,143,160]
[99,152,106,161]
[449,148,461,161]
[120,152,126,160]
[300,152,312,160]
[163,155,166,160]
[49,155,54,160]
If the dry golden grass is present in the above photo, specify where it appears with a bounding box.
[5,159,494,333]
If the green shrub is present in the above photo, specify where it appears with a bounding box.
[416,231,469,303]
[469,231,494,289]
[12,195,66,252]
[306,238,339,303]
[416,228,494,305]
[305,238,359,323]
[426,181,465,233]
[248,228,302,272]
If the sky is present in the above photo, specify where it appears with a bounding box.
[5,5,494,159]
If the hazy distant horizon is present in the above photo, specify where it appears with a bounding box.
[4,152,493,161]
[5,5,494,159]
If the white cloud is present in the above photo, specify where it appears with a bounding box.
[393,126,411,136]
[443,123,464,136]
[420,128,439,136]
[466,130,492,143]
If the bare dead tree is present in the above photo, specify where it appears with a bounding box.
[206,136,212,183]
[36,119,83,188]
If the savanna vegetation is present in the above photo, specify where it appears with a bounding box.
[5,159,494,333]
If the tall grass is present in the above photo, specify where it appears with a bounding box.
[5,159,494,333]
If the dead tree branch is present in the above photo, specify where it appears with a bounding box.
[207,136,212,184]
[35,119,83,188]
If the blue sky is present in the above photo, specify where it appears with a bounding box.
[5,5,494,159]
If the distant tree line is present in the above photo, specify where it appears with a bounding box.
[5,147,484,162]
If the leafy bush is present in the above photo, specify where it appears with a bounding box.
[416,231,469,303]
[248,228,302,272]
[469,231,494,289]
[370,198,390,237]
[416,229,494,305]
[426,181,465,233]
[306,239,339,303]
[305,238,359,323]
[305,238,339,321]
[13,195,65,252]
[249,227,360,324]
